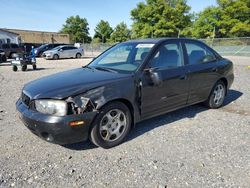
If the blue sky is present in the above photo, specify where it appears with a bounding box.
[0,0,217,36]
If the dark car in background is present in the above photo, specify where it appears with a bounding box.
[0,43,24,59]
[16,38,234,148]
[34,43,65,57]
[0,49,6,63]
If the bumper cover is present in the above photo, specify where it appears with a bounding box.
[16,99,97,145]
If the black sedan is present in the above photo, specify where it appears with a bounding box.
[16,38,234,148]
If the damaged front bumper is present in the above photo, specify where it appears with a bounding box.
[16,98,97,145]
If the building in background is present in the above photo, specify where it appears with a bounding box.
[0,28,70,45]
[0,29,21,45]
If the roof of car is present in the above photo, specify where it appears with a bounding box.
[125,38,199,44]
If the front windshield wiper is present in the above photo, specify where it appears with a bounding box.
[82,65,95,70]
[94,66,118,73]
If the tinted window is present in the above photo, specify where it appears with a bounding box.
[67,46,77,50]
[185,42,216,65]
[11,44,19,48]
[148,42,183,69]
[2,44,9,49]
[61,47,68,50]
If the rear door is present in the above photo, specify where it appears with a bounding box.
[68,46,78,57]
[141,40,189,118]
[183,40,220,104]
[59,46,69,58]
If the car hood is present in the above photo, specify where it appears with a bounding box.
[23,68,131,99]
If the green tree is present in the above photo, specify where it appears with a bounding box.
[60,15,91,43]
[192,0,250,38]
[110,22,131,42]
[93,20,113,43]
[131,0,192,38]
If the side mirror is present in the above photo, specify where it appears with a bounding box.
[59,49,63,52]
[144,68,162,86]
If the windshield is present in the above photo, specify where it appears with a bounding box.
[88,42,155,73]
[38,44,48,49]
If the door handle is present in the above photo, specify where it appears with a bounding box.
[179,75,187,80]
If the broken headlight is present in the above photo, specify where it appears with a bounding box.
[35,100,67,116]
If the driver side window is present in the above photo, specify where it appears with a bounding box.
[148,42,183,69]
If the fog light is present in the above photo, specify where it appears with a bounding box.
[69,121,84,127]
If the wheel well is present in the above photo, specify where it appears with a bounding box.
[220,77,228,95]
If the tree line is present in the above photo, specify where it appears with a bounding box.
[60,0,250,43]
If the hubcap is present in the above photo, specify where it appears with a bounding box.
[213,84,225,105]
[99,109,127,142]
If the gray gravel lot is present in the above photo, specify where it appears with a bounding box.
[0,56,250,187]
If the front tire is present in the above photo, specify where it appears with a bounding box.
[90,102,131,149]
[53,54,59,60]
[204,81,226,109]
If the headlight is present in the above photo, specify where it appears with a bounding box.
[35,100,67,116]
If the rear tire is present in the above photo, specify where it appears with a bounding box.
[76,53,81,59]
[204,80,226,109]
[90,102,132,149]
[53,54,59,60]
[33,64,37,70]
[13,65,18,72]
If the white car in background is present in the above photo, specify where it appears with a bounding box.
[43,45,84,60]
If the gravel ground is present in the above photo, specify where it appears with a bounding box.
[0,56,249,187]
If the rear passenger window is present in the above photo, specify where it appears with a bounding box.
[148,42,183,69]
[185,42,216,64]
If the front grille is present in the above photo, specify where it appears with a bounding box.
[21,92,30,106]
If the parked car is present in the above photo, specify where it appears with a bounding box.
[0,49,6,63]
[43,45,84,60]
[34,43,65,57]
[0,43,24,59]
[16,38,234,148]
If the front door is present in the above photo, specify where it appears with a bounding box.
[141,41,189,119]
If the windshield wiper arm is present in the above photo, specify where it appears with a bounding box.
[82,66,95,70]
[94,66,117,73]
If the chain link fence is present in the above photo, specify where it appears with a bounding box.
[83,37,250,57]
[201,37,250,57]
